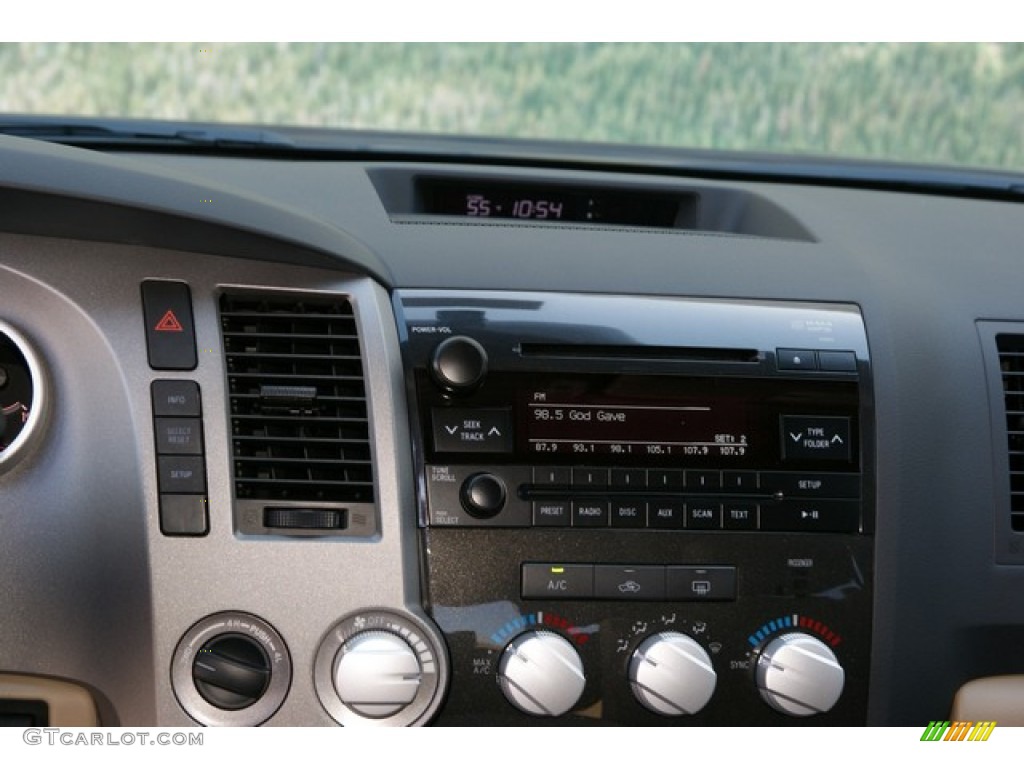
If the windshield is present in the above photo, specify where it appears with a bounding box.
[2,42,1022,172]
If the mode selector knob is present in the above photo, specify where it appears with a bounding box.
[756,632,845,717]
[333,630,423,719]
[460,472,506,518]
[430,336,488,393]
[498,630,586,717]
[629,632,717,716]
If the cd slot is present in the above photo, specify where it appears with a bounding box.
[518,342,759,363]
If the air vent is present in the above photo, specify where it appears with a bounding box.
[220,293,374,519]
[997,334,1024,533]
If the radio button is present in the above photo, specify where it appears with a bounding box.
[572,501,609,527]
[685,502,722,530]
[572,467,609,489]
[686,470,721,492]
[649,502,684,529]
[533,466,570,487]
[723,471,759,492]
[533,501,571,527]
[760,472,860,499]
[648,469,684,492]
[610,468,646,491]
[723,503,758,530]
[595,565,665,600]
[666,566,737,601]
[760,500,859,533]
[522,564,593,599]
[611,501,646,528]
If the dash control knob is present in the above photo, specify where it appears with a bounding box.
[314,610,447,727]
[460,472,506,518]
[498,630,586,717]
[629,632,717,716]
[430,335,488,393]
[333,631,423,718]
[756,632,845,716]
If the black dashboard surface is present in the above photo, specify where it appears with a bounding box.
[1,131,1023,726]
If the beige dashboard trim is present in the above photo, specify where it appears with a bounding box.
[0,673,99,726]
[951,675,1024,726]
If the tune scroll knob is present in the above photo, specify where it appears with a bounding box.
[333,630,423,719]
[629,632,717,716]
[498,630,586,717]
[756,632,845,717]
[460,472,507,518]
[430,335,488,393]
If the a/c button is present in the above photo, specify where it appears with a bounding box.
[522,564,593,599]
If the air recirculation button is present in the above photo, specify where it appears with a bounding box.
[192,634,272,710]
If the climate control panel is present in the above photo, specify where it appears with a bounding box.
[423,528,870,725]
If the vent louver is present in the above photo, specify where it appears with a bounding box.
[997,334,1024,532]
[220,293,374,505]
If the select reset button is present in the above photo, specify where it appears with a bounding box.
[522,564,594,599]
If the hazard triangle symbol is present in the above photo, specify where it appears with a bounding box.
[154,310,184,332]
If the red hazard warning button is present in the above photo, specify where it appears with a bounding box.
[142,280,197,370]
[154,309,184,333]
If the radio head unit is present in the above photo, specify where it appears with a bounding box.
[396,290,873,726]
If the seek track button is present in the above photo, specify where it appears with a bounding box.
[432,407,513,453]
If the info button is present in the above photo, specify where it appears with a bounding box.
[522,564,593,599]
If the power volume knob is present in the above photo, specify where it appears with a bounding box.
[498,630,586,717]
[430,336,488,393]
[756,632,845,717]
[629,632,717,716]
[333,631,423,719]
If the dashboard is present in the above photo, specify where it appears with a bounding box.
[1,129,1023,727]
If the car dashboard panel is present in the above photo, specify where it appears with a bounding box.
[0,132,1022,726]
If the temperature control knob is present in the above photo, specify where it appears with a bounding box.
[629,632,717,716]
[498,630,585,717]
[333,630,423,719]
[756,632,845,716]
[430,335,488,393]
